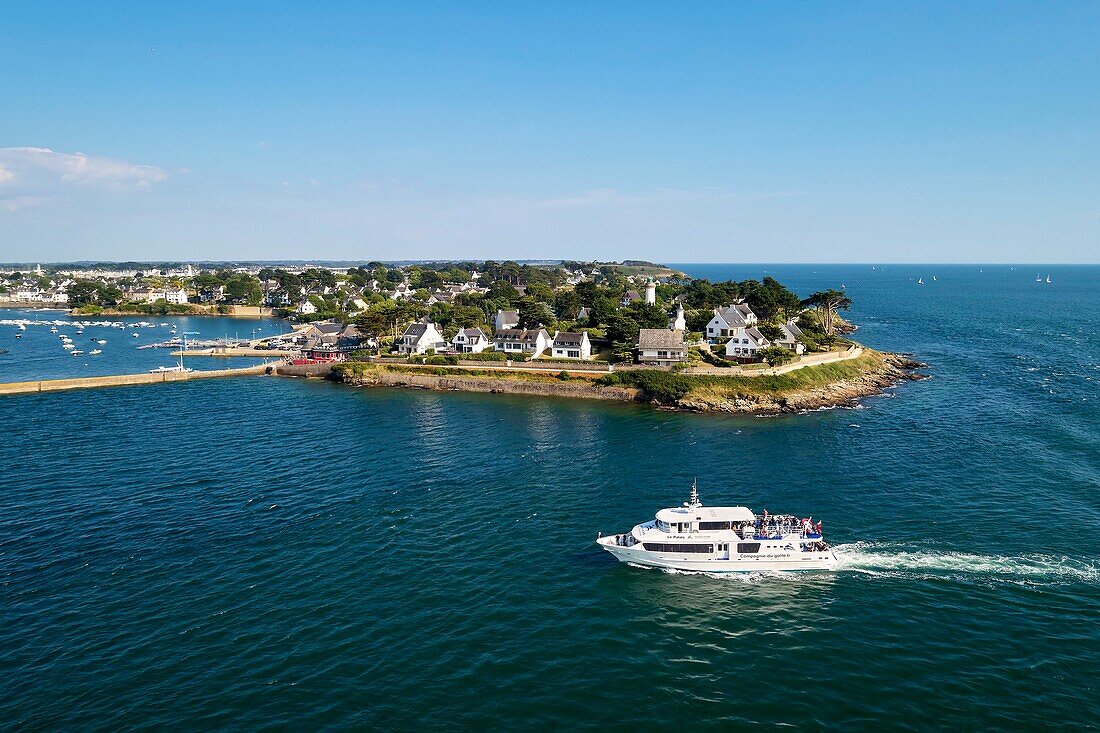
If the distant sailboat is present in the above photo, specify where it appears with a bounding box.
[932,275,937,281]
[917,277,924,286]
[1036,274,1042,282]
[1046,275,1051,284]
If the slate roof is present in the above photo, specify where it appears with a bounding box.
[553,331,587,347]
[637,329,685,349]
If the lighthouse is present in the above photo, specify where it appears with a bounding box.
[644,279,656,305]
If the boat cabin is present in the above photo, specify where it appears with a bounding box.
[654,505,756,534]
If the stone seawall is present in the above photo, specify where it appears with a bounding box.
[0,363,271,395]
[342,369,640,403]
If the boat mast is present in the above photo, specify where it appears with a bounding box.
[689,478,700,508]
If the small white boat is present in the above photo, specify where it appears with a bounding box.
[17,323,26,331]
[932,275,937,281]
[50,327,58,333]
[71,350,84,356]
[97,339,107,345]
[89,349,102,355]
[63,343,75,350]
[1036,274,1042,282]
[132,332,140,338]
[1046,275,1051,284]
[917,277,924,285]
[597,483,837,573]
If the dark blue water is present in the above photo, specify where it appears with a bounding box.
[1,265,1097,730]
[0,311,283,381]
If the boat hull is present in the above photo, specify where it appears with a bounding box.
[597,537,837,572]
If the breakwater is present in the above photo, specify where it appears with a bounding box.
[0,363,272,395]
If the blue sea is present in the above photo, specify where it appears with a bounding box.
[1,265,1097,730]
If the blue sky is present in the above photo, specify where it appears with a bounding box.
[1,1,1098,263]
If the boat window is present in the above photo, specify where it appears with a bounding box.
[698,521,731,531]
[656,520,670,532]
[642,543,714,553]
[737,543,761,554]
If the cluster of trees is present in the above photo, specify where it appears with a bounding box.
[67,280,124,307]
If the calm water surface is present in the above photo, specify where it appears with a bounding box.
[1,265,1097,730]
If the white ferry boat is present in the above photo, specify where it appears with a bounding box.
[149,365,193,373]
[596,483,837,572]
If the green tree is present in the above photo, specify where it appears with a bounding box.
[802,290,852,335]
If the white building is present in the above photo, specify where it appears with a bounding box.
[723,327,771,360]
[452,327,490,353]
[644,280,656,305]
[494,309,519,331]
[296,300,318,315]
[637,329,687,365]
[669,302,686,331]
[551,331,591,359]
[772,321,807,355]
[164,287,188,305]
[705,302,758,341]
[493,328,550,358]
[399,320,447,354]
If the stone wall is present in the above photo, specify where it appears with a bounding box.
[343,369,639,403]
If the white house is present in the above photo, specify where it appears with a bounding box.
[494,309,519,331]
[637,329,687,365]
[296,300,318,316]
[452,327,490,353]
[669,302,686,331]
[705,301,758,341]
[723,327,771,361]
[493,328,550,358]
[164,287,188,305]
[551,331,591,359]
[399,319,447,354]
[772,321,807,355]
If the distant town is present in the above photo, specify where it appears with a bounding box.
[0,260,855,370]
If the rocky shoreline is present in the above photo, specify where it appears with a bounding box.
[323,350,927,415]
[675,353,928,414]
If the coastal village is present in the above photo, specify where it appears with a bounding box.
[0,260,853,370]
[0,259,923,412]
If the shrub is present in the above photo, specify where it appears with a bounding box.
[459,351,510,362]
[758,346,796,367]
[557,370,571,380]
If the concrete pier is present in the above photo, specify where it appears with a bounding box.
[0,363,273,395]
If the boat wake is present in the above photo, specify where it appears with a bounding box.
[833,542,1098,586]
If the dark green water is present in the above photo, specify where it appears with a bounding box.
[1,265,1097,730]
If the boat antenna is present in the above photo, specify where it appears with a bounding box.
[689,478,700,508]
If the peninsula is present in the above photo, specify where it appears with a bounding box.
[0,259,927,411]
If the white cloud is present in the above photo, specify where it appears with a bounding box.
[0,147,167,188]
[0,195,48,212]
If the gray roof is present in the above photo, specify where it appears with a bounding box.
[782,321,804,340]
[623,290,642,302]
[745,327,767,343]
[715,306,749,328]
[459,327,487,339]
[403,322,429,338]
[553,331,587,347]
[495,328,547,343]
[497,309,519,321]
[637,329,685,349]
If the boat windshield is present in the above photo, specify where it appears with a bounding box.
[655,519,671,532]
